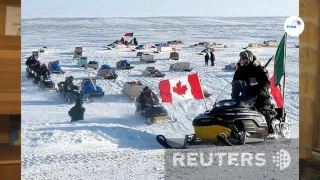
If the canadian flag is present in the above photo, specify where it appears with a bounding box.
[158,73,204,103]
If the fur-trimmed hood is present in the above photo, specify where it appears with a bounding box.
[237,55,261,67]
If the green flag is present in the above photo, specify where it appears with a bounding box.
[274,33,287,86]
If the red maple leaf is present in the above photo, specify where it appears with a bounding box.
[172,81,188,96]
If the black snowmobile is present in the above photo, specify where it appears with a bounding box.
[156,84,290,148]
[26,67,34,79]
[135,92,170,124]
[26,65,39,80]
[39,77,56,91]
[57,81,82,104]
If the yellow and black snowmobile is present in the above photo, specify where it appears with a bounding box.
[39,77,56,91]
[135,89,169,124]
[156,84,290,148]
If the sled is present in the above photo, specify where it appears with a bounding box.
[48,60,65,74]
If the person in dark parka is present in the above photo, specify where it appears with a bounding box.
[68,98,85,122]
[210,51,215,66]
[204,53,209,66]
[133,37,138,46]
[38,63,50,80]
[231,50,276,134]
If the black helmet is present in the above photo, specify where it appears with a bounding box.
[239,50,254,62]
[69,76,73,81]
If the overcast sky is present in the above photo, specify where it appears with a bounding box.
[22,0,299,18]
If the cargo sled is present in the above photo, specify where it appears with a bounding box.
[222,63,237,72]
[97,65,118,80]
[142,67,165,77]
[169,62,193,72]
[77,56,88,67]
[73,47,83,60]
[140,53,156,63]
[242,43,263,49]
[86,60,99,70]
[169,52,179,60]
[39,47,48,53]
[122,81,146,100]
[80,78,105,99]
[48,60,65,74]
[116,60,134,70]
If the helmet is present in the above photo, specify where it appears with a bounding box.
[69,76,73,81]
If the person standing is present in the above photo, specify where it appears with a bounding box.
[204,53,209,66]
[68,98,85,122]
[210,51,215,66]
[133,37,138,46]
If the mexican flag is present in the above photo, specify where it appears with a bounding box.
[274,33,287,86]
[158,73,204,103]
[270,33,287,108]
[123,33,133,37]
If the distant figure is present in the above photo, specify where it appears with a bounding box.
[120,37,124,44]
[133,37,138,46]
[68,98,85,122]
[210,51,215,66]
[204,53,209,66]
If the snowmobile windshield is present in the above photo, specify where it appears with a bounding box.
[214,84,233,104]
[214,83,257,108]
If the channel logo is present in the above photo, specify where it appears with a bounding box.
[284,16,305,36]
[272,149,291,170]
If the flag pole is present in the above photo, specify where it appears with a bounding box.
[282,32,287,122]
[196,72,208,110]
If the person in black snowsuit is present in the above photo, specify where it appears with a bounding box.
[133,37,138,46]
[231,50,276,134]
[68,98,85,122]
[137,86,159,112]
[25,56,33,67]
[38,63,50,80]
[210,51,215,66]
[138,86,151,110]
[204,53,209,66]
[64,76,77,92]
[120,37,125,44]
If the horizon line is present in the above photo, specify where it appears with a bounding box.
[21,15,292,19]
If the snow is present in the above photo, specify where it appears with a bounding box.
[22,17,299,179]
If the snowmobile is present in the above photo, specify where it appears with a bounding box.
[26,67,35,79]
[57,81,82,104]
[39,77,56,91]
[26,65,39,79]
[135,92,169,124]
[156,83,290,148]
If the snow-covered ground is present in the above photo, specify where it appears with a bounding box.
[22,17,299,179]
